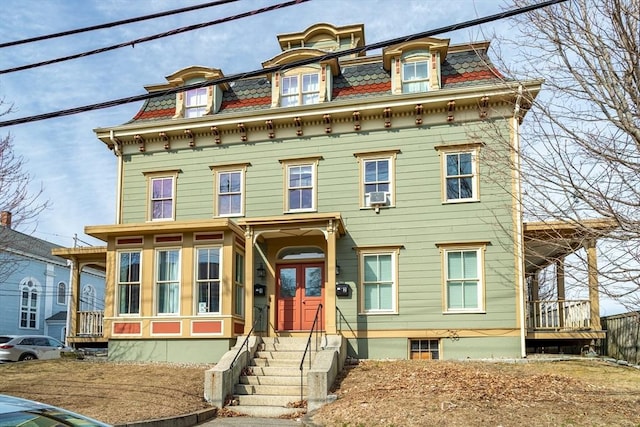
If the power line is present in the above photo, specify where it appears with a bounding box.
[0,0,568,128]
[0,0,239,49]
[0,0,309,75]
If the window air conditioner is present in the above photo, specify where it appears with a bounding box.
[369,191,387,205]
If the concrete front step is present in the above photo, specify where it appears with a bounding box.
[249,366,309,377]
[235,383,304,396]
[251,357,306,367]
[240,375,306,386]
[255,350,307,359]
[224,405,305,418]
[260,337,319,352]
[235,394,304,407]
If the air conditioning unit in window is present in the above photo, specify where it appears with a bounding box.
[369,191,387,205]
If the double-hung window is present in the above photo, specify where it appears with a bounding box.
[212,164,249,217]
[402,59,429,93]
[441,246,485,312]
[281,73,319,107]
[196,247,221,314]
[118,251,141,315]
[185,87,207,118]
[281,157,321,213]
[156,249,180,315]
[359,247,400,314]
[150,176,175,220]
[355,150,398,208]
[436,144,481,203]
[234,251,245,316]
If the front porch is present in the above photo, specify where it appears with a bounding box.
[523,219,616,349]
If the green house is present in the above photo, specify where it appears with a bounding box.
[56,23,611,363]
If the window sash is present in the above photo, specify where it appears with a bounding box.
[151,177,174,220]
[364,159,391,204]
[57,282,66,305]
[281,73,319,106]
[218,171,243,216]
[234,252,245,316]
[118,251,141,315]
[402,60,429,93]
[185,88,207,118]
[157,249,180,315]
[287,164,314,211]
[362,253,395,312]
[19,289,38,329]
[446,250,481,310]
[445,152,475,201]
[196,248,221,314]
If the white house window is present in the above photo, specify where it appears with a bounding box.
[149,175,176,220]
[402,59,429,93]
[364,158,391,206]
[185,87,207,118]
[281,73,319,107]
[118,251,141,315]
[217,170,243,216]
[156,249,181,315]
[444,247,484,312]
[359,248,399,314]
[287,164,315,212]
[81,285,97,311]
[19,279,39,329]
[445,152,476,201]
[57,282,66,305]
[196,247,221,314]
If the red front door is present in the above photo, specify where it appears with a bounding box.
[277,263,324,331]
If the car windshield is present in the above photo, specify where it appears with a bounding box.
[0,409,108,426]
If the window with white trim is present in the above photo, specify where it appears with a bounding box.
[214,168,245,217]
[156,249,180,315]
[19,279,39,329]
[117,251,141,315]
[147,172,178,221]
[443,247,484,312]
[57,282,66,305]
[281,73,319,107]
[281,157,321,213]
[359,248,399,314]
[185,87,207,118]
[196,247,221,314]
[355,150,398,208]
[402,59,429,93]
[81,285,97,311]
[436,144,481,203]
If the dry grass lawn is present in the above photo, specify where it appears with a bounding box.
[0,357,639,426]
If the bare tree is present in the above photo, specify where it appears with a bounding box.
[491,0,640,310]
[0,95,49,280]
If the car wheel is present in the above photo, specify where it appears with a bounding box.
[19,353,37,361]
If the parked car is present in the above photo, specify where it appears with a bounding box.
[0,335,76,362]
[0,394,111,426]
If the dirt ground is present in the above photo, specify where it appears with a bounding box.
[0,357,639,426]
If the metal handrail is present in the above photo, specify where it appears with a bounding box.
[230,305,268,369]
[299,303,323,402]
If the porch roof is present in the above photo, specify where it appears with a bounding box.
[523,218,618,274]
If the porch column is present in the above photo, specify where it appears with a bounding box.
[585,239,601,330]
[324,220,338,334]
[556,258,566,328]
[66,257,81,343]
[244,227,255,335]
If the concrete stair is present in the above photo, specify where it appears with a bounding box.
[226,337,314,417]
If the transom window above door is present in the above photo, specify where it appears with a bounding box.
[281,73,320,107]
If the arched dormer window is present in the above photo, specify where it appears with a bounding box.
[147,66,228,119]
[57,282,66,305]
[383,38,449,94]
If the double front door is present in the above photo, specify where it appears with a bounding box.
[277,263,324,331]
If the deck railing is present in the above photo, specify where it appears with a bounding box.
[527,300,591,330]
[77,311,104,336]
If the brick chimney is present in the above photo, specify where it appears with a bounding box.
[1,211,12,228]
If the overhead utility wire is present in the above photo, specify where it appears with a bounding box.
[0,0,567,128]
[0,0,239,49]
[0,0,310,75]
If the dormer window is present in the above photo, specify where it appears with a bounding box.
[281,73,320,107]
[402,58,429,93]
[185,87,207,118]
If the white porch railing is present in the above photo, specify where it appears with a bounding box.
[527,300,591,330]
[78,311,104,336]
